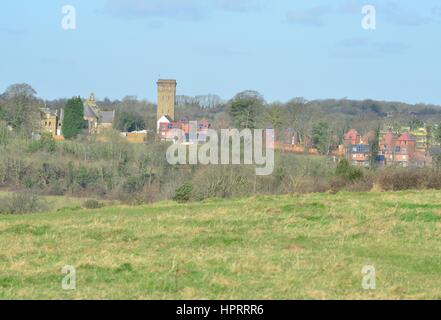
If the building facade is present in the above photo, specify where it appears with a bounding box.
[40,108,63,138]
[158,117,211,143]
[343,129,371,167]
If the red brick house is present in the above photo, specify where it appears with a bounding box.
[344,129,370,167]
[379,131,416,167]
[394,133,416,167]
[344,129,361,145]
[379,131,398,165]
[158,116,211,143]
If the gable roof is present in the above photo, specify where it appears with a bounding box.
[344,129,360,139]
[397,132,415,142]
[361,131,375,144]
[84,105,98,119]
[381,131,397,146]
[99,111,115,124]
[158,115,173,123]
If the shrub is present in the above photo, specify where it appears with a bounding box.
[349,176,374,192]
[425,171,441,189]
[173,183,193,203]
[335,159,364,182]
[329,176,348,193]
[0,193,48,214]
[376,169,425,191]
[74,166,99,189]
[27,132,56,153]
[83,199,103,209]
[123,176,144,193]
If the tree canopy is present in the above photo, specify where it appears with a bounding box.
[228,90,264,129]
[0,83,40,134]
[115,111,145,132]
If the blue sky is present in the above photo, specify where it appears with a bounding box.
[1,0,440,104]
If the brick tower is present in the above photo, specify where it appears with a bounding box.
[157,79,177,121]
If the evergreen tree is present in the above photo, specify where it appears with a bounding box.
[370,127,380,169]
[312,122,330,155]
[228,91,264,129]
[63,97,85,139]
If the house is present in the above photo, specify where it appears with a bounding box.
[342,128,420,167]
[394,133,416,167]
[157,115,175,141]
[40,109,58,136]
[378,131,417,167]
[381,125,432,154]
[343,129,370,167]
[40,108,63,138]
[347,143,370,167]
[84,104,99,134]
[83,93,115,134]
[344,129,361,145]
[379,131,398,165]
[157,116,211,143]
[98,111,115,131]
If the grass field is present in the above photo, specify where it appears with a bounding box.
[1,190,441,299]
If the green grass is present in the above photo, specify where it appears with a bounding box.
[1,190,441,299]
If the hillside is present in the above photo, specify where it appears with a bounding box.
[1,191,441,299]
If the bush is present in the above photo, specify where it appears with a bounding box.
[123,176,144,193]
[376,169,425,191]
[0,193,48,214]
[349,176,374,192]
[74,166,99,189]
[83,199,103,209]
[27,132,56,153]
[425,171,441,189]
[173,183,193,203]
[329,176,348,193]
[335,159,364,182]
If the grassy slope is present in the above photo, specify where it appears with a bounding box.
[0,190,116,212]
[1,190,441,300]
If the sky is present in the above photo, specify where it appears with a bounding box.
[1,0,441,104]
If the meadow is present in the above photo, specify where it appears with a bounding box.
[1,190,441,300]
